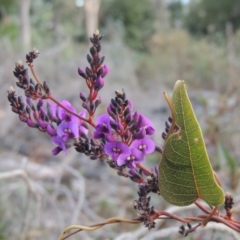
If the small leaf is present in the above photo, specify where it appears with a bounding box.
[159,80,224,206]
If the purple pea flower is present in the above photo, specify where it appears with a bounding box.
[134,112,155,135]
[94,114,111,139]
[57,100,77,122]
[57,121,79,141]
[51,135,67,155]
[104,141,130,161]
[130,138,155,155]
[117,148,144,169]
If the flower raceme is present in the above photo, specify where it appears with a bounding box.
[7,31,156,172]
[9,31,238,237]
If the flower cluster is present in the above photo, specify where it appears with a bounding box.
[94,90,156,170]
[7,31,240,237]
[7,31,156,173]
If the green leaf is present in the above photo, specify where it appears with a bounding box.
[159,80,224,206]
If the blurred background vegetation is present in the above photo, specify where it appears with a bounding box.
[1,0,240,239]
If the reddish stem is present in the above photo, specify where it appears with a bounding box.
[155,210,190,223]
[48,94,96,127]
[136,163,153,175]
[29,65,44,89]
[194,201,211,214]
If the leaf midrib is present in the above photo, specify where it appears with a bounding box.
[178,86,200,198]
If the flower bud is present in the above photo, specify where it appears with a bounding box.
[101,65,109,78]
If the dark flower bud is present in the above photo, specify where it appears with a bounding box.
[116,97,123,105]
[162,132,166,140]
[90,155,98,160]
[125,115,132,125]
[96,44,101,53]
[90,102,95,111]
[97,68,103,77]
[18,96,25,111]
[29,84,35,92]
[25,91,31,97]
[43,81,50,94]
[26,105,31,115]
[13,70,19,78]
[78,67,87,79]
[47,102,54,121]
[19,115,27,122]
[90,138,96,146]
[123,131,130,140]
[80,131,88,139]
[165,121,170,129]
[26,97,36,111]
[40,106,47,118]
[85,67,92,77]
[155,145,162,153]
[94,98,101,109]
[79,92,87,102]
[90,46,97,56]
[130,174,142,183]
[37,99,43,111]
[12,108,20,114]
[35,83,40,92]
[86,54,92,65]
[99,56,105,65]
[111,98,118,108]
[110,120,118,130]
[81,122,89,130]
[16,82,24,89]
[82,102,89,111]
[116,106,121,114]
[92,73,97,81]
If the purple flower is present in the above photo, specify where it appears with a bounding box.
[57,121,79,141]
[117,148,144,169]
[130,138,155,155]
[58,100,77,122]
[94,114,111,139]
[51,135,67,155]
[132,128,146,139]
[104,141,130,161]
[134,112,155,135]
